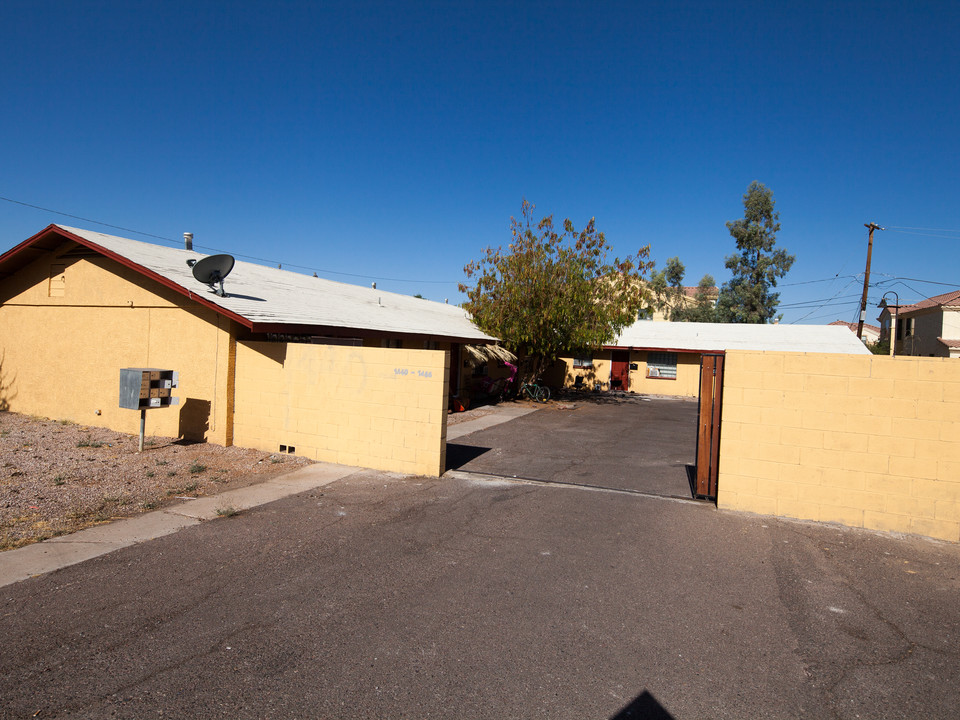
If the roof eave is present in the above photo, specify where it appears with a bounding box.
[248,321,496,345]
[2,225,253,330]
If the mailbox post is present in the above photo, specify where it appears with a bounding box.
[119,369,180,451]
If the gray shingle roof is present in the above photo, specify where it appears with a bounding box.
[611,320,872,354]
[52,225,496,342]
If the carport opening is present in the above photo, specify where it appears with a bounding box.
[446,393,702,501]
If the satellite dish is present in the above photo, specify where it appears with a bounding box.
[188,254,235,297]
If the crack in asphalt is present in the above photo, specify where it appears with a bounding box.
[773,521,954,718]
[444,469,705,505]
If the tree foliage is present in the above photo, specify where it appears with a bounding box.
[649,257,719,322]
[716,181,795,323]
[673,273,719,322]
[460,200,653,380]
[648,256,686,319]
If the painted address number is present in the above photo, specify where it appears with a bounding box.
[394,368,432,378]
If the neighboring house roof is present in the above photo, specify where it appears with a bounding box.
[938,338,960,349]
[0,224,496,343]
[830,319,880,334]
[681,285,719,299]
[610,321,872,355]
[898,289,960,315]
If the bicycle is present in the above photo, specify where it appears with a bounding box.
[518,379,551,403]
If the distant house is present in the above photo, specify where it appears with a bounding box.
[0,224,497,475]
[644,284,719,322]
[551,321,871,397]
[878,289,960,358]
[829,320,880,345]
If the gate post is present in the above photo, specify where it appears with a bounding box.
[695,354,724,500]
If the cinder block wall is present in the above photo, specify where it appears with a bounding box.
[0,252,234,445]
[718,351,960,542]
[233,342,449,476]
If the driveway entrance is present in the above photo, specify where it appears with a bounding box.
[446,396,698,499]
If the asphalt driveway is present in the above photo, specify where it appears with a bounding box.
[447,395,699,498]
[2,469,958,719]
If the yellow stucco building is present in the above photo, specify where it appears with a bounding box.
[0,225,496,476]
[552,320,871,398]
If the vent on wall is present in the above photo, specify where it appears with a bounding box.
[48,264,66,297]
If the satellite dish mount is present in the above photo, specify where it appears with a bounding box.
[187,254,235,297]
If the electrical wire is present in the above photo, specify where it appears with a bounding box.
[886,225,960,234]
[786,278,861,323]
[0,195,175,242]
[780,275,859,287]
[884,229,960,241]
[1,193,460,285]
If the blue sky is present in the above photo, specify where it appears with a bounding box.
[2,1,958,325]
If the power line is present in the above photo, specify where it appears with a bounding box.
[779,293,863,308]
[0,194,176,243]
[884,229,960,241]
[781,274,859,287]
[1,193,461,285]
[874,273,960,289]
[786,277,861,324]
[886,225,960,234]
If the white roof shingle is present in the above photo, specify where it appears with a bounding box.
[612,320,872,355]
[54,225,496,342]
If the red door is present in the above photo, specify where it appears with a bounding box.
[610,350,630,391]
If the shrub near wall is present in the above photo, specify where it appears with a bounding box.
[233,343,449,476]
[718,351,960,542]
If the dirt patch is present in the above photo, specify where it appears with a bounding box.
[0,412,312,551]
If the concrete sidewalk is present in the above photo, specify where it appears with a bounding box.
[0,403,534,589]
[0,462,358,589]
[446,402,539,440]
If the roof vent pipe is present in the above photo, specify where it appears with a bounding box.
[183,232,193,251]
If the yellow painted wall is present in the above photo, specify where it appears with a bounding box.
[233,342,449,476]
[0,249,234,444]
[718,351,960,542]
[557,350,702,397]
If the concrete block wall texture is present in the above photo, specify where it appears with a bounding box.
[718,351,960,542]
[233,342,449,476]
[0,252,234,445]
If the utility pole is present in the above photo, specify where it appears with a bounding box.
[857,222,884,340]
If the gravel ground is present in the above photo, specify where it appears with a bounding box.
[0,412,311,551]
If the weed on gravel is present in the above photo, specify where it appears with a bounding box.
[1,412,311,550]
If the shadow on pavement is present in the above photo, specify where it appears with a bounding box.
[445,443,492,471]
[609,690,676,719]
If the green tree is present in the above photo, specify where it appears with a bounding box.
[716,181,795,323]
[673,273,719,322]
[460,199,653,381]
[650,258,719,322]
[648,256,686,319]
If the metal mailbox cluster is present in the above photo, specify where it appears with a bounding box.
[119,368,180,410]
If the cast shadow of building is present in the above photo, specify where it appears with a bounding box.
[178,398,211,443]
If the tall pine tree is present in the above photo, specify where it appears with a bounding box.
[716,181,794,323]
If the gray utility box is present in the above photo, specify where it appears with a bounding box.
[119,368,180,410]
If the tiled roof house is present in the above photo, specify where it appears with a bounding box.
[878,289,960,358]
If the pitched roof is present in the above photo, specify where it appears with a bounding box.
[898,289,960,315]
[0,224,496,343]
[609,320,872,354]
[830,320,880,334]
[938,338,960,349]
[681,285,719,299]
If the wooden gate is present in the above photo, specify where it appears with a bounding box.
[695,353,724,500]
